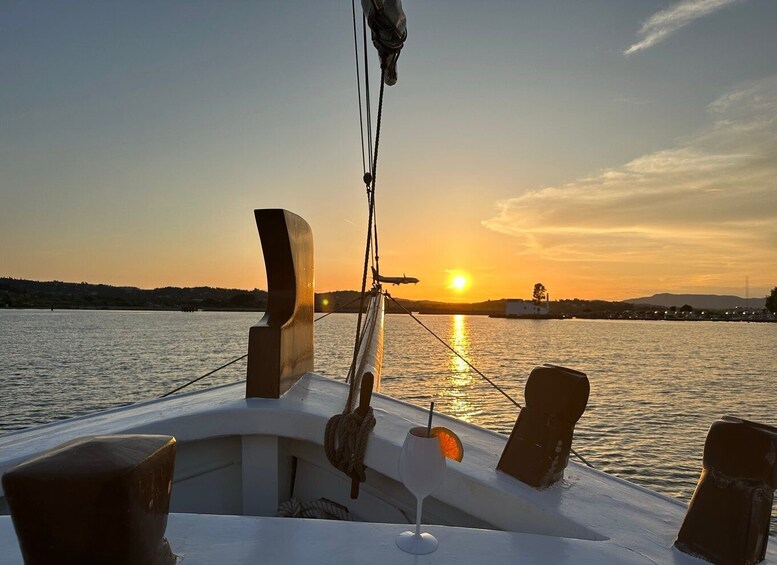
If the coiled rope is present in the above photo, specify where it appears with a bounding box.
[277,497,354,521]
[324,406,376,484]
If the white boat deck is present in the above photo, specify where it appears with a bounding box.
[0,513,676,564]
[0,372,775,563]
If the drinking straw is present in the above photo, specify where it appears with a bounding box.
[426,401,435,437]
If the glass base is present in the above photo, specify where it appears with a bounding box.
[395,531,439,555]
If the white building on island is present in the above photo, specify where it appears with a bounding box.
[506,299,549,317]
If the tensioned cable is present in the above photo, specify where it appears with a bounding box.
[159,354,247,398]
[385,293,594,468]
[372,181,380,275]
[385,293,523,408]
[345,189,374,390]
[351,0,367,175]
[314,294,364,322]
[362,14,374,174]
[344,67,387,411]
[159,295,367,399]
[369,71,387,230]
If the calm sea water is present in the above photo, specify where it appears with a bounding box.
[1,309,776,532]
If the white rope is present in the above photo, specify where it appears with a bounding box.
[277,498,354,521]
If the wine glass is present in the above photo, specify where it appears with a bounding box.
[395,426,446,554]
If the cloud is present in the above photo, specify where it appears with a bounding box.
[482,77,777,287]
[625,0,748,55]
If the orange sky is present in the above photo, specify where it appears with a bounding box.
[2,2,776,302]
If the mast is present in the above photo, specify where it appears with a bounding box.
[323,0,408,499]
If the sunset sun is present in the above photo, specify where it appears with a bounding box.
[450,275,468,291]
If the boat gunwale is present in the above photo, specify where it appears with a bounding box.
[1,372,775,562]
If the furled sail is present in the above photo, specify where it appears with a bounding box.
[328,289,384,498]
[361,0,407,85]
[348,289,385,398]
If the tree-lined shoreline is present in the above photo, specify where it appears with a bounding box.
[1,277,775,319]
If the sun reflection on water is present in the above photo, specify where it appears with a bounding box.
[441,315,480,423]
[448,315,470,379]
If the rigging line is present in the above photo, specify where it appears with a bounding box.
[159,354,248,398]
[369,69,387,198]
[372,179,380,275]
[385,293,523,408]
[385,293,594,469]
[345,66,387,409]
[344,182,375,407]
[368,190,376,272]
[351,0,367,175]
[314,294,365,322]
[366,186,378,275]
[362,13,374,173]
[367,68,387,278]
[571,447,593,468]
[161,297,368,398]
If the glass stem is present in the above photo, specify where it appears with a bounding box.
[415,496,424,536]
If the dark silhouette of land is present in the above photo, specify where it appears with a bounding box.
[627,293,765,310]
[0,278,269,311]
[1,278,773,320]
[0,277,638,315]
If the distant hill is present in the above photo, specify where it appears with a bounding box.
[3,277,644,315]
[625,293,765,310]
[10,277,759,315]
[0,278,268,310]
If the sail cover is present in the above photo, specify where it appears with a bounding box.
[361,0,407,85]
[348,290,385,399]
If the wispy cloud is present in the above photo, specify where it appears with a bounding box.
[482,76,777,291]
[625,0,748,55]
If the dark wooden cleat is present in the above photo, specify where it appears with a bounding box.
[497,364,589,488]
[2,434,177,565]
[676,417,777,565]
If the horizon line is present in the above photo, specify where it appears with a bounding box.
[1,275,767,304]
